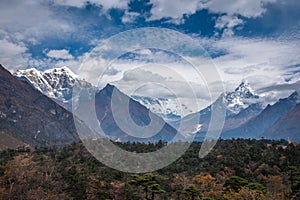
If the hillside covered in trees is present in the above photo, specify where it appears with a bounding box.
[0,139,299,199]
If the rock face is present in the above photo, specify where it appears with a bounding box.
[93,84,178,142]
[0,65,79,149]
[222,103,263,131]
[263,102,300,141]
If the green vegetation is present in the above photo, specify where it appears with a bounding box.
[0,139,299,199]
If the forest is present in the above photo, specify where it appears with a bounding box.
[0,139,299,199]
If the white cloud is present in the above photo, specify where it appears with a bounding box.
[88,33,299,107]
[46,49,74,60]
[213,37,300,71]
[147,0,278,33]
[52,0,129,11]
[204,0,277,18]
[122,11,140,23]
[0,0,296,111]
[147,0,277,21]
[0,0,131,72]
[202,36,300,103]
[52,0,86,8]
[97,0,129,11]
[122,68,166,82]
[0,1,73,40]
[214,15,244,37]
[74,27,217,88]
[148,0,200,23]
[215,15,243,30]
[0,39,29,70]
[0,40,27,57]
[72,27,300,109]
[110,66,211,112]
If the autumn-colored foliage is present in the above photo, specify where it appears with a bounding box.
[0,139,299,199]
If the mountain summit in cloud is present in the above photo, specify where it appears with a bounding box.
[222,81,259,116]
[131,95,192,121]
[198,81,260,118]
[171,81,262,138]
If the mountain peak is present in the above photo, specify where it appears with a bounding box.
[104,83,115,88]
[98,83,117,97]
[236,80,249,90]
[44,66,77,78]
[234,81,257,96]
[103,83,116,91]
[14,67,86,101]
[287,91,300,103]
[289,91,299,98]
[223,81,259,115]
[15,67,41,75]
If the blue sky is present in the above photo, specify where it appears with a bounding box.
[0,0,300,108]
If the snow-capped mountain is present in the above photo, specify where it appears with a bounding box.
[14,66,92,110]
[14,66,91,101]
[200,81,260,117]
[221,81,260,116]
[14,67,192,121]
[176,81,263,139]
[131,95,193,121]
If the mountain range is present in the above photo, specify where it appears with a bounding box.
[222,91,300,140]
[174,81,263,135]
[1,65,179,149]
[1,65,299,149]
[15,67,193,121]
[177,81,300,141]
[14,67,261,121]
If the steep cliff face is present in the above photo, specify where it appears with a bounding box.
[263,103,300,141]
[0,65,79,149]
[93,84,178,142]
[223,92,299,139]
